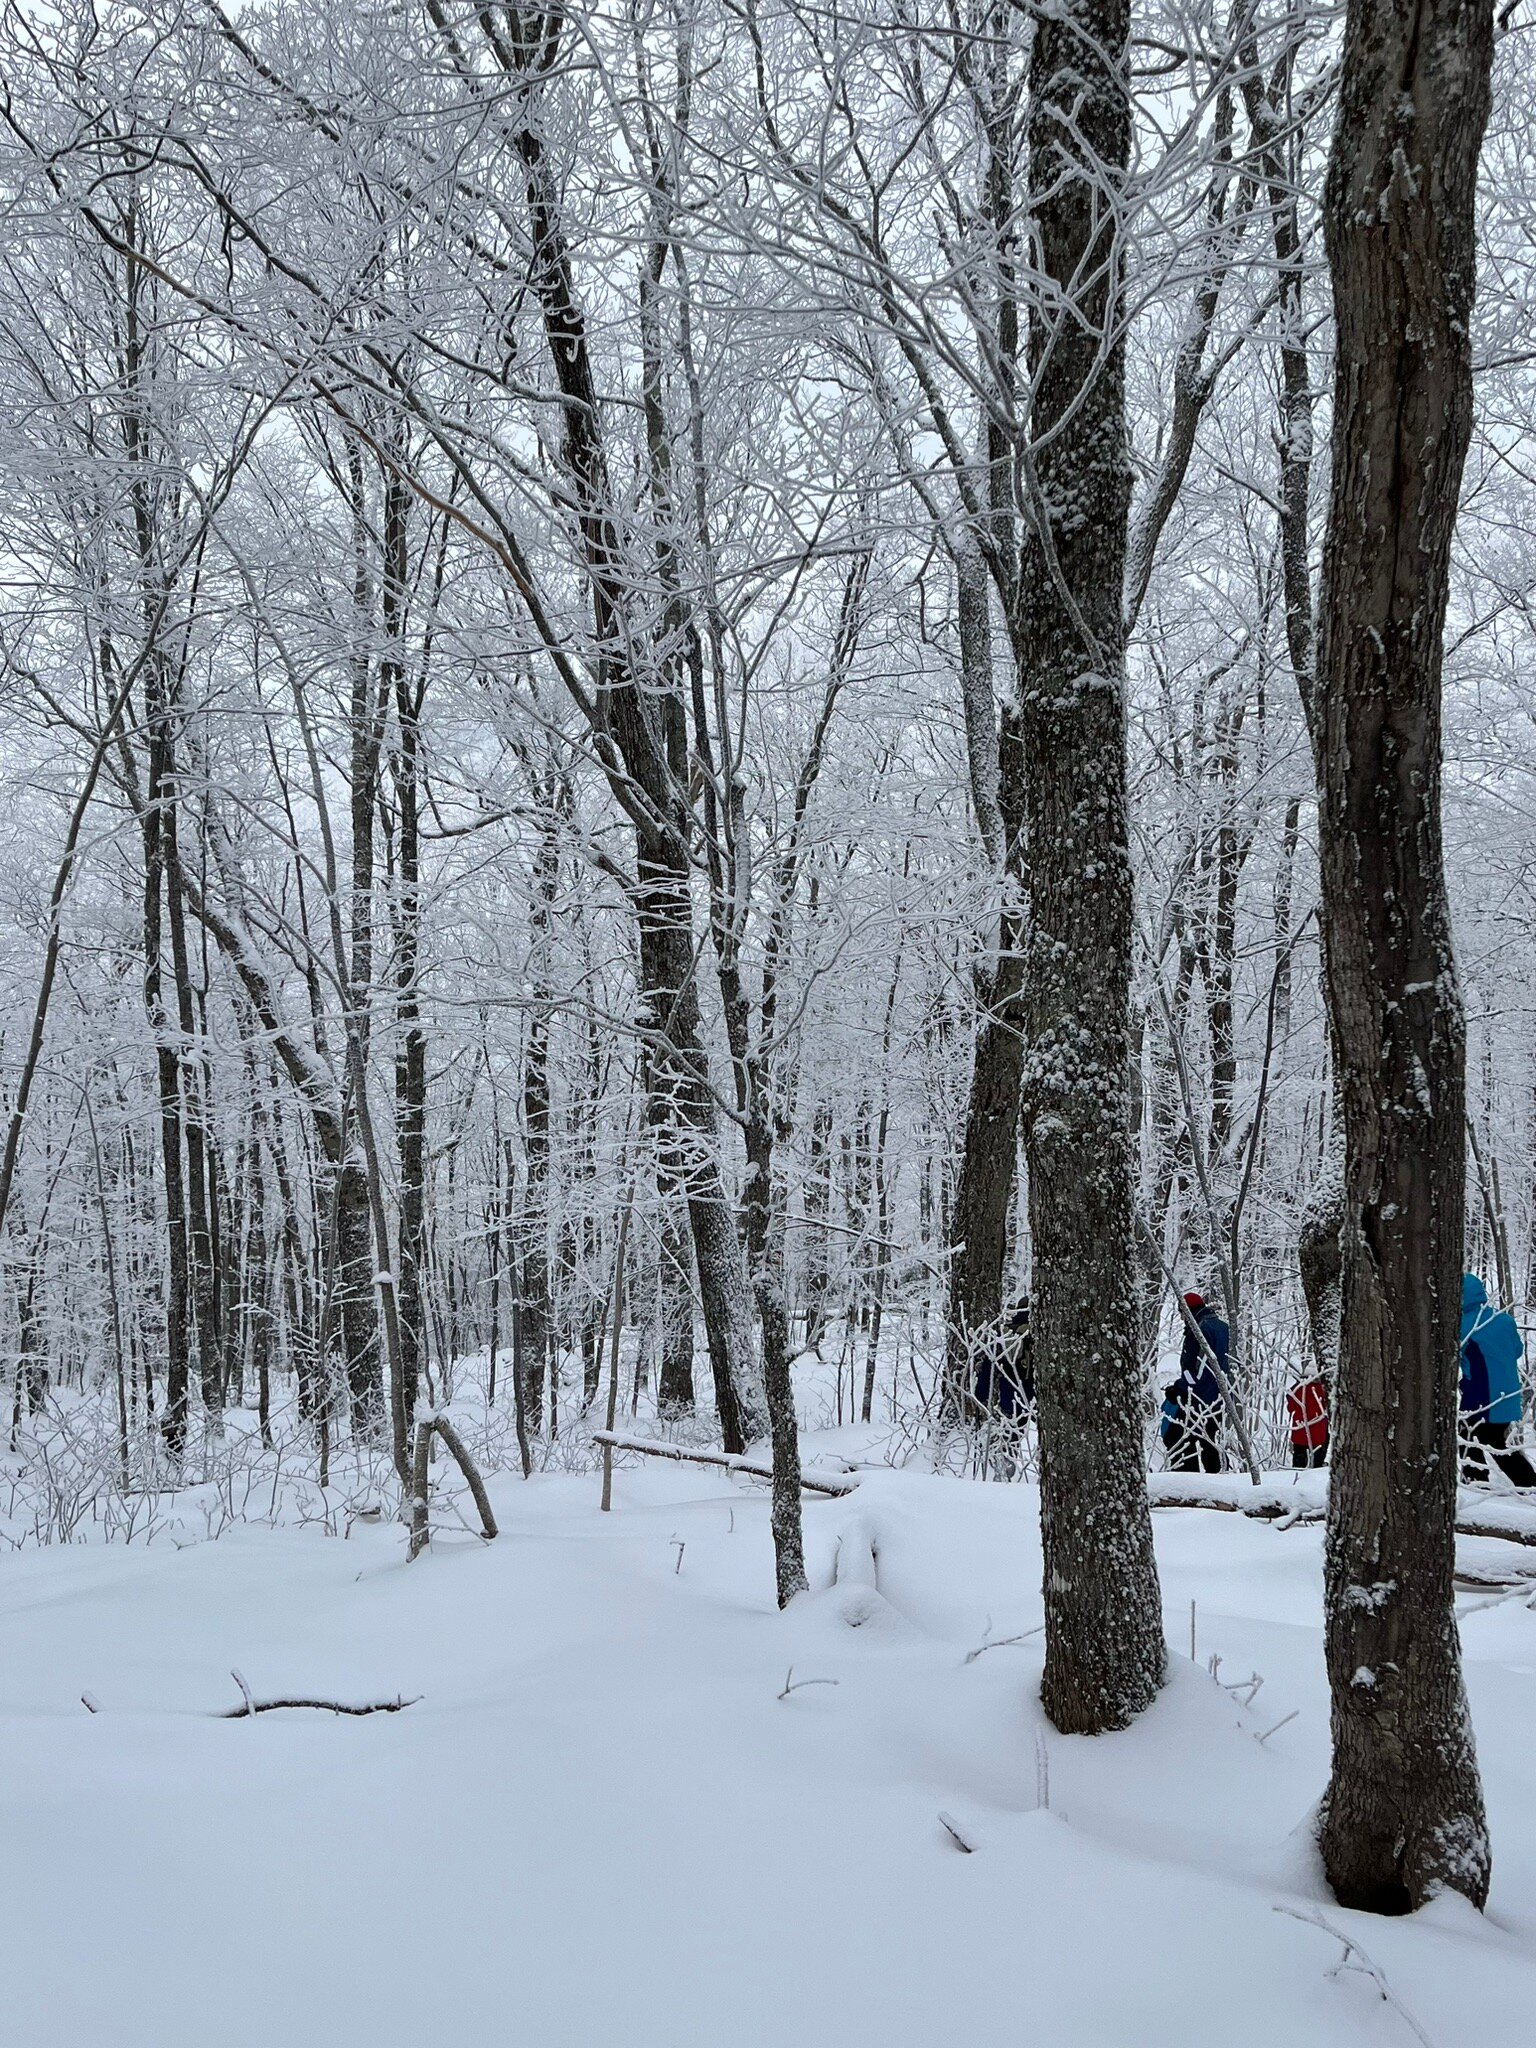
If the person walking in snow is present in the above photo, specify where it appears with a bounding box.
[972,1297,1034,1422]
[1286,1371,1329,1468]
[1459,1272,1536,1488]
[1160,1291,1228,1474]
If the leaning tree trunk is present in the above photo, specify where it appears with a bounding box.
[1313,0,1494,1914]
[1012,0,1165,1735]
[483,9,762,1453]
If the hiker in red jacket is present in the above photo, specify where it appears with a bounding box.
[1286,1373,1329,1468]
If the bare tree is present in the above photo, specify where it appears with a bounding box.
[1313,0,1493,1914]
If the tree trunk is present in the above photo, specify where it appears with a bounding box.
[943,38,1030,1409]
[1313,0,1493,1915]
[388,470,426,1470]
[1013,0,1165,1735]
[655,1190,696,1416]
[944,938,1025,1408]
[636,842,764,1452]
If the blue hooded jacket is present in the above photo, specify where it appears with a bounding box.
[1175,1304,1229,1412]
[1460,1273,1524,1427]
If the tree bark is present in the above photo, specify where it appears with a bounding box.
[1013,0,1165,1735]
[1314,0,1493,1915]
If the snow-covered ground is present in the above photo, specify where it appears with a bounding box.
[3,1433,1534,2046]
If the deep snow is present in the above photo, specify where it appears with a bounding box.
[2,1436,1534,2046]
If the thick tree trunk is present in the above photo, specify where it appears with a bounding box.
[1012,0,1165,1735]
[1314,0,1493,1915]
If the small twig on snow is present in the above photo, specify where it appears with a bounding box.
[963,1622,1044,1665]
[938,1811,975,1853]
[778,1665,839,1702]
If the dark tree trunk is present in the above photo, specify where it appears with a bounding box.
[163,835,221,1428]
[386,470,426,1473]
[243,1107,273,1450]
[1012,0,1165,1734]
[333,1155,380,1432]
[1299,1158,1344,1384]
[1313,0,1493,1915]
[482,11,762,1453]
[799,1098,833,1353]
[635,843,762,1453]
[652,1164,695,1417]
[944,38,1029,1409]
[143,769,190,1460]
[944,937,1025,1407]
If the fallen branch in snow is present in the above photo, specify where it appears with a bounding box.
[1453,1504,1536,1549]
[1148,1482,1322,1524]
[592,1432,859,1497]
[1150,1478,1536,1550]
[1274,1904,1437,2047]
[222,1694,421,1719]
[224,1668,419,1718]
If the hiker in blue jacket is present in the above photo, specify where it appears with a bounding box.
[973,1298,1034,1422]
[1160,1291,1228,1473]
[1459,1273,1536,1488]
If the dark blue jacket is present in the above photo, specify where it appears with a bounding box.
[1177,1305,1229,1413]
[973,1307,1033,1419]
[1460,1274,1523,1427]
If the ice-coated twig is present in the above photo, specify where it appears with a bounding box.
[1457,1583,1536,1618]
[938,1811,974,1853]
[777,1665,839,1702]
[1219,1670,1264,1709]
[1256,1708,1299,1744]
[1275,1904,1438,2047]
[963,1621,1044,1665]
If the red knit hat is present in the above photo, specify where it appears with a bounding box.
[1183,1291,1205,1311]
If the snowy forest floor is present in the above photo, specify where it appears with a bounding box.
[4,1418,1536,2045]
